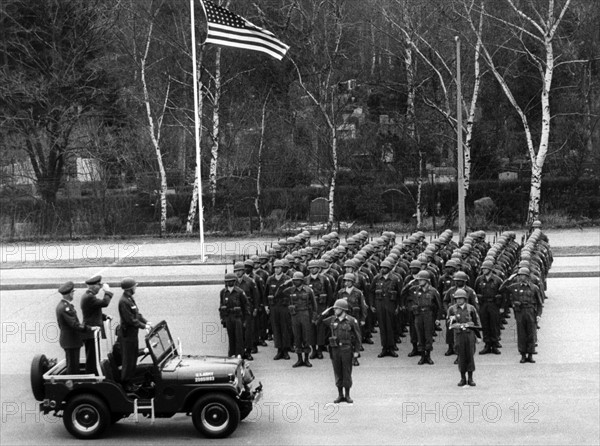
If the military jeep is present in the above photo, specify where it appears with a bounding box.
[30,320,262,439]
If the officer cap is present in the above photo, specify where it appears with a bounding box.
[409,260,421,269]
[343,273,356,283]
[233,261,245,271]
[58,281,74,295]
[308,260,321,269]
[333,299,349,311]
[380,260,393,269]
[292,272,304,281]
[453,271,469,282]
[85,275,102,285]
[273,259,284,268]
[481,260,495,270]
[244,259,255,267]
[121,277,137,290]
[415,270,431,280]
[517,267,530,276]
[224,273,237,282]
[454,289,468,299]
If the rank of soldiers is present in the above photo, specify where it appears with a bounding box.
[219,220,552,397]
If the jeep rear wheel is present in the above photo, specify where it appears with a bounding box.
[63,394,110,439]
[191,394,240,438]
[30,354,49,401]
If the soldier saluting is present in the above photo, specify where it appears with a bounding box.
[56,281,98,375]
[318,299,362,404]
[80,275,113,374]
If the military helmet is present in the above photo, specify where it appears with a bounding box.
[454,289,468,299]
[481,260,494,270]
[233,261,245,271]
[517,267,530,276]
[333,299,349,311]
[380,260,393,269]
[273,259,284,268]
[445,259,458,269]
[409,259,421,269]
[343,273,356,283]
[415,270,431,280]
[244,259,254,267]
[453,271,469,282]
[308,260,321,269]
[532,220,542,228]
[224,273,237,282]
[292,272,305,281]
[344,259,356,268]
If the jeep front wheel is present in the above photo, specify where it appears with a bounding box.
[191,394,240,438]
[63,394,110,439]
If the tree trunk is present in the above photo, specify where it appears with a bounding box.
[327,127,338,232]
[209,47,222,209]
[528,162,542,223]
[416,150,423,228]
[186,49,204,233]
[255,93,269,232]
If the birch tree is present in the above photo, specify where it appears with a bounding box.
[462,0,577,223]
[137,2,171,235]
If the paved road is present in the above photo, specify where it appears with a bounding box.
[1,271,598,444]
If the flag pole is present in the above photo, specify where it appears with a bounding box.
[191,0,206,261]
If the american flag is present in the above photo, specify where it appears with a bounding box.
[200,0,289,60]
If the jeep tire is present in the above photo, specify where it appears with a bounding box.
[30,354,49,401]
[191,393,240,438]
[63,394,110,439]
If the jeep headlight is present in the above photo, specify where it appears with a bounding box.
[242,361,255,385]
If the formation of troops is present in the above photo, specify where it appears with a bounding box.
[53,220,552,400]
[219,220,552,394]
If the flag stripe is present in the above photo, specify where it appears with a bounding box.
[207,28,288,56]
[208,23,289,51]
[201,0,289,60]
[205,39,286,60]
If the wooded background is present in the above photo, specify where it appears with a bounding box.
[1,0,598,239]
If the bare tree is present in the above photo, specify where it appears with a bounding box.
[462,0,580,223]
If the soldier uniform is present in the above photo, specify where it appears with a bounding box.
[219,273,249,358]
[80,275,113,374]
[118,278,150,390]
[474,261,504,354]
[371,260,402,358]
[448,289,482,386]
[504,268,543,363]
[320,299,362,404]
[406,271,443,365]
[282,272,317,367]
[305,260,333,359]
[267,260,292,360]
[56,281,91,374]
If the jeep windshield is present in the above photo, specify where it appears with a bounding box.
[146,321,178,367]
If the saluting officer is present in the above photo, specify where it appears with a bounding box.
[319,299,362,404]
[503,268,543,363]
[219,273,249,359]
[448,289,482,387]
[282,272,317,368]
[118,278,152,391]
[336,273,367,366]
[80,275,113,374]
[56,281,97,374]
[406,270,443,365]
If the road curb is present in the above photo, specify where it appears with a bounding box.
[1,271,598,291]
